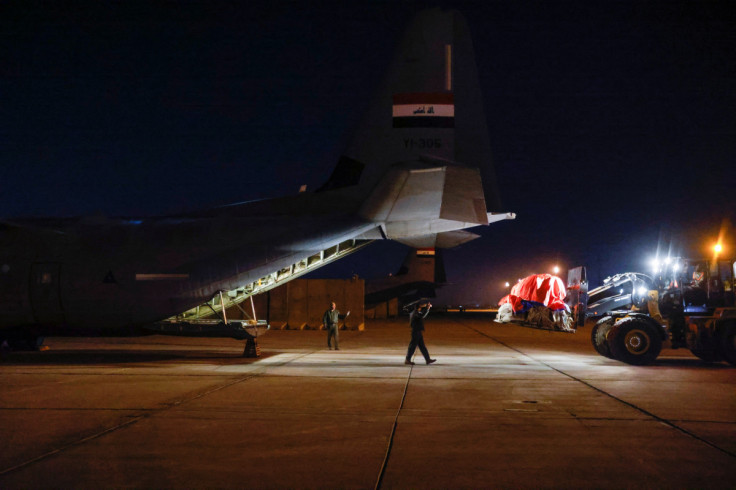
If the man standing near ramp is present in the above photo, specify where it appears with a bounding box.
[323,302,349,350]
[405,300,437,365]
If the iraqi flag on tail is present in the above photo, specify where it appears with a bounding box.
[392,93,454,128]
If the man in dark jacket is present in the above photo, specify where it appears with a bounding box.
[323,301,349,350]
[405,301,436,365]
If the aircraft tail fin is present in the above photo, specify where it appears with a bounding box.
[357,162,514,246]
[322,8,501,211]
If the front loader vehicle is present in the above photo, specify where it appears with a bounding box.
[590,254,736,366]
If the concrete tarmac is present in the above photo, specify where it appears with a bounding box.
[1,315,735,489]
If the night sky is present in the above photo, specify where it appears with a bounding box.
[3,1,735,305]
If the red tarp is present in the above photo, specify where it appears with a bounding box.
[499,274,567,312]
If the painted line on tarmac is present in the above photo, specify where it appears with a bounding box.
[460,321,736,460]
[374,362,413,490]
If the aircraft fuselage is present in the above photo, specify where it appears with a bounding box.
[1,194,374,333]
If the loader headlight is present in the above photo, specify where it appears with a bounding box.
[637,286,648,297]
[650,258,660,273]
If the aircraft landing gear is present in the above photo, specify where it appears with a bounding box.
[243,337,260,358]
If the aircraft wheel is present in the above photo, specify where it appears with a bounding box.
[718,322,736,366]
[609,317,662,365]
[591,316,615,359]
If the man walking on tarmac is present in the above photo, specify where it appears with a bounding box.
[405,300,437,365]
[323,301,349,350]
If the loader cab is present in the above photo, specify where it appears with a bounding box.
[659,258,735,314]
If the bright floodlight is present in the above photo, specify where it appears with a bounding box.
[553,265,560,274]
[504,282,510,288]
[714,243,722,254]
[650,258,659,272]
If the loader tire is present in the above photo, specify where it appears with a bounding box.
[718,322,736,366]
[609,317,662,366]
[591,316,615,359]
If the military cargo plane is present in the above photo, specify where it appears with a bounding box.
[0,8,514,349]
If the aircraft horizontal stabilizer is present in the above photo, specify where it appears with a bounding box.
[488,212,516,224]
[359,163,489,241]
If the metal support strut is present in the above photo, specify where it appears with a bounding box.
[243,296,260,358]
